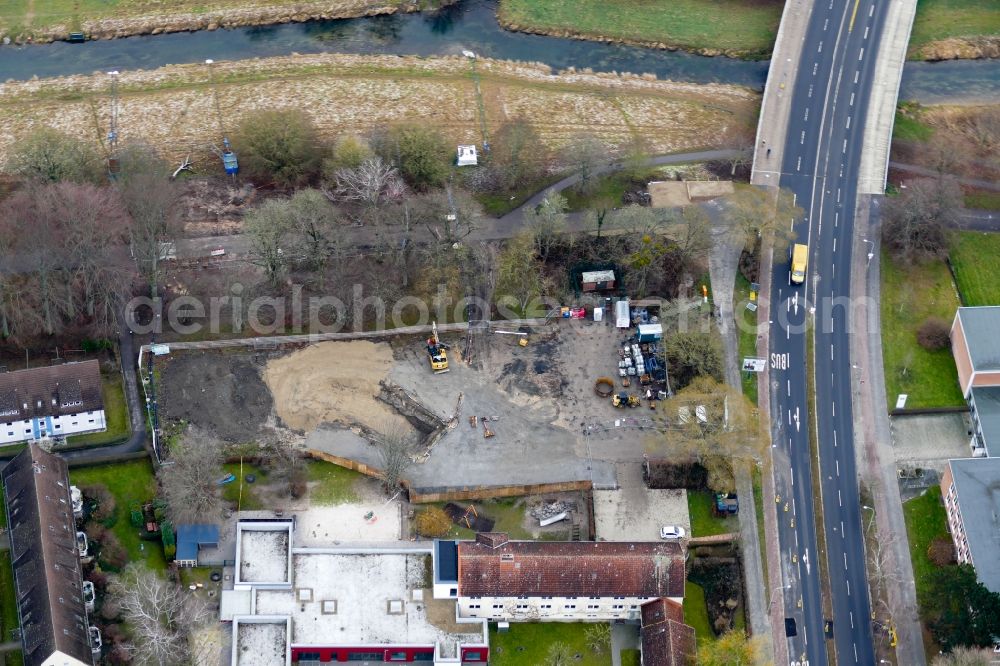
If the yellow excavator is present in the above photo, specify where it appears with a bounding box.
[427,321,449,374]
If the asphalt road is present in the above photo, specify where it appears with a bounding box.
[764,0,885,662]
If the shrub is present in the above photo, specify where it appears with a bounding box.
[98,532,128,571]
[644,461,709,490]
[584,623,611,654]
[83,484,117,527]
[87,569,109,592]
[917,317,951,351]
[233,108,325,187]
[130,502,144,528]
[928,536,956,566]
[414,507,453,538]
[373,123,451,191]
[3,126,103,183]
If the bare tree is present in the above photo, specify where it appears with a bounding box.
[932,646,1000,666]
[245,199,293,285]
[562,134,605,195]
[330,156,406,224]
[489,118,546,191]
[523,193,568,264]
[409,189,483,245]
[109,563,210,666]
[882,177,961,262]
[159,430,225,526]
[286,189,339,272]
[374,421,415,493]
[653,376,764,491]
[497,232,544,315]
[717,124,755,176]
[674,205,713,265]
[724,185,801,252]
[3,126,102,184]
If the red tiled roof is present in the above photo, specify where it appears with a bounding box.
[457,537,685,598]
[640,598,696,666]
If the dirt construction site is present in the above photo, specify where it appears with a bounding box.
[158,316,673,496]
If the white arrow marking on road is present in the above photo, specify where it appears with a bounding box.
[794,407,800,433]
[793,292,799,315]
[803,549,810,575]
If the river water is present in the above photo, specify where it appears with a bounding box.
[0,0,997,103]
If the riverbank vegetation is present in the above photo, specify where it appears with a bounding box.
[0,0,452,44]
[908,0,1000,60]
[0,53,756,171]
[498,0,782,59]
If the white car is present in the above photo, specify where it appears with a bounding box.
[659,525,686,540]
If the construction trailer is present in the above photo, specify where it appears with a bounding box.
[615,299,631,328]
[637,323,663,343]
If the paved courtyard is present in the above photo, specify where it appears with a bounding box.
[889,412,971,470]
[593,463,689,542]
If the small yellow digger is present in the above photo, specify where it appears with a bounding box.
[427,321,449,374]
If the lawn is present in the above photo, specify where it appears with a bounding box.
[687,490,738,538]
[684,580,714,644]
[562,168,660,213]
[0,487,20,660]
[949,231,1000,307]
[964,191,1000,211]
[222,462,266,511]
[488,621,612,666]
[66,370,130,447]
[880,250,964,408]
[306,461,362,505]
[620,648,641,666]
[909,0,1000,58]
[893,108,934,142]
[70,459,166,571]
[498,0,782,57]
[902,486,950,657]
[735,273,761,404]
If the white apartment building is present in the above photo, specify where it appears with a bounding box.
[0,360,106,446]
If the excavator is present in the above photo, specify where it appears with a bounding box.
[427,321,449,374]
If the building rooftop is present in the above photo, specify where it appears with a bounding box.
[972,386,1000,456]
[176,523,220,562]
[253,552,480,652]
[457,533,685,598]
[640,598,695,666]
[957,307,1000,372]
[236,522,292,586]
[1,444,93,666]
[0,360,103,422]
[948,457,1000,593]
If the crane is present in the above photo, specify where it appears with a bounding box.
[205,59,238,177]
[106,70,121,178]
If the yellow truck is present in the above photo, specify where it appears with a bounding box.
[790,243,808,284]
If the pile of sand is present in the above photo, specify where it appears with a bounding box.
[263,340,410,434]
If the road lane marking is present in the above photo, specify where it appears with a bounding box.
[832,401,836,416]
[854,71,860,83]
[846,115,852,129]
[808,84,814,98]
[824,18,830,30]
[801,131,806,144]
[833,237,837,252]
[787,380,791,397]
[864,25,870,39]
[836,460,840,476]
[833,263,836,278]
[847,579,851,596]
[818,41,824,53]
[837,187,842,202]
[804,109,810,121]
[797,156,802,171]
[842,138,848,153]
[844,553,848,570]
[851,611,855,628]
[859,47,865,61]
[869,4,874,16]
[850,92,855,106]
[854,643,859,662]
[838,489,842,505]
[835,211,839,227]
[813,63,818,75]
[834,430,837,446]
[849,0,861,30]
[841,520,845,535]
[831,345,834,361]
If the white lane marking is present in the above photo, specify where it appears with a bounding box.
[835,211,839,227]
[859,47,865,61]
[833,237,837,252]
[804,108,810,121]
[847,579,851,596]
[792,498,796,515]
[846,115,852,129]
[791,469,794,486]
[813,63,819,75]
[850,92,855,106]
[787,380,791,397]
[797,156,802,171]
[844,553,848,570]
[841,520,845,535]
[834,430,838,446]
[869,4,874,16]
[795,530,799,547]
[854,643,859,662]
[833,263,836,278]
[836,460,840,476]
[851,610,855,628]
[838,489,842,505]
[808,84,814,98]
[864,25,870,39]
[842,138,848,153]
[831,344,834,361]
[854,70,860,83]
[837,188,842,202]
[801,130,806,144]
[818,41,824,53]
[824,17,830,30]
[833,401,836,416]
[787,326,790,340]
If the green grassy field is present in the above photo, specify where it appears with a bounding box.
[0,487,21,663]
[499,0,782,57]
[66,371,130,447]
[964,191,1000,211]
[880,250,964,408]
[431,497,562,541]
[950,231,1000,306]
[306,461,363,505]
[688,490,738,538]
[903,486,950,658]
[70,459,166,570]
[735,273,761,404]
[909,0,1000,57]
[893,108,934,142]
[222,463,266,511]
[488,621,612,665]
[684,580,713,643]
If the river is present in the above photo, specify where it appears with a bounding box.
[0,0,997,103]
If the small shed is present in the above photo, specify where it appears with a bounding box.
[176,523,220,567]
[638,323,663,342]
[581,269,616,292]
[457,145,478,167]
[615,300,631,329]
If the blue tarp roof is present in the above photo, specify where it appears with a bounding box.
[176,523,219,561]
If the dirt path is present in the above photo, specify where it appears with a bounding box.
[24,0,35,27]
[706,201,773,647]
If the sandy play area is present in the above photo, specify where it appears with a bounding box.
[263,341,410,434]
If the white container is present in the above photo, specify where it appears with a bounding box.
[593,307,604,322]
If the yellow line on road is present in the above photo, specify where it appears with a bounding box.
[849,0,861,31]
